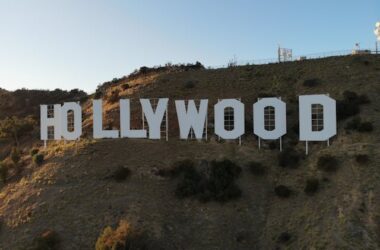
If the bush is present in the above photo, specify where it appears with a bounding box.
[355,154,369,165]
[345,117,373,132]
[248,161,266,176]
[0,162,7,183]
[317,155,338,172]
[358,122,373,132]
[278,232,292,243]
[33,154,44,165]
[158,160,194,177]
[112,166,131,182]
[174,159,242,202]
[30,229,60,250]
[30,148,39,156]
[274,185,291,198]
[278,149,301,168]
[303,78,320,87]
[184,80,196,89]
[96,220,149,250]
[121,83,130,90]
[304,178,319,195]
[337,91,370,120]
[94,90,103,99]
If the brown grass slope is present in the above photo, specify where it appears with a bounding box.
[0,55,380,249]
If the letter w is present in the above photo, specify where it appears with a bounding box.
[175,100,208,139]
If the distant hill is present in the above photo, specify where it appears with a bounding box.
[0,55,379,249]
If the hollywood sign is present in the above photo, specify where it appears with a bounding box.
[40,95,336,152]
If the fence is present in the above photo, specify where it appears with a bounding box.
[210,49,379,69]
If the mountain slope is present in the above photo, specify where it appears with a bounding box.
[0,55,380,249]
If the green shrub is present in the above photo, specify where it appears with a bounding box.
[278,149,301,168]
[304,178,319,195]
[248,161,266,176]
[274,185,291,198]
[0,162,8,183]
[303,78,320,87]
[10,147,21,165]
[317,155,338,172]
[112,166,131,182]
[30,148,39,156]
[355,154,369,165]
[30,229,60,250]
[174,159,242,202]
[33,154,44,165]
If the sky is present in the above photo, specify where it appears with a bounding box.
[0,0,379,93]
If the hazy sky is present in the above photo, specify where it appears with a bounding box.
[0,0,378,93]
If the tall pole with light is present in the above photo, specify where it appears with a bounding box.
[375,22,380,54]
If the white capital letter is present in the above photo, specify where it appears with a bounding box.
[93,99,119,139]
[120,99,147,138]
[140,98,168,139]
[40,104,61,140]
[61,102,82,140]
[214,99,245,139]
[175,100,208,139]
[253,98,286,140]
[299,94,336,141]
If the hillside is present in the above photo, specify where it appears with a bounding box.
[0,55,380,249]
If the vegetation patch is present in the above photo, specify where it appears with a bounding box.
[157,159,195,177]
[173,159,242,202]
[96,220,152,250]
[29,229,60,250]
[111,166,131,182]
[10,147,21,165]
[278,149,301,168]
[274,185,291,198]
[304,178,319,195]
[355,154,369,165]
[184,80,197,89]
[345,117,373,132]
[317,155,338,172]
[121,83,130,90]
[33,154,44,165]
[248,161,266,176]
[108,90,120,103]
[0,162,8,183]
[303,78,321,87]
[337,91,370,120]
[278,231,292,243]
[30,148,39,156]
